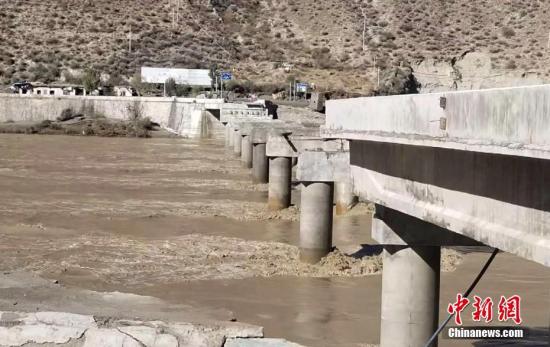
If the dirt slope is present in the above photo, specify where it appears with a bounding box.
[1,0,549,92]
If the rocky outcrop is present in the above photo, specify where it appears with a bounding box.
[0,312,96,346]
[0,311,304,347]
[413,52,546,93]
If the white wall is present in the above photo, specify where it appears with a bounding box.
[0,94,226,138]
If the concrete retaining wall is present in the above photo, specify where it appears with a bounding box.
[0,94,225,138]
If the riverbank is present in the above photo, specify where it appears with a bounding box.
[0,114,167,138]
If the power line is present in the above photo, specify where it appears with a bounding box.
[423,249,499,347]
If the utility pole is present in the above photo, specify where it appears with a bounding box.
[128,27,132,53]
[361,7,367,52]
[176,0,180,25]
[289,82,292,100]
[171,0,176,28]
[373,56,380,88]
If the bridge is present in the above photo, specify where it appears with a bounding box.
[322,85,549,346]
[3,86,546,346]
[223,84,549,347]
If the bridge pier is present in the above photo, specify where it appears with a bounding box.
[241,135,253,168]
[334,181,357,215]
[233,130,242,157]
[299,181,334,263]
[381,245,440,347]
[252,143,269,183]
[224,124,231,148]
[268,156,292,210]
[228,126,235,148]
[373,205,484,347]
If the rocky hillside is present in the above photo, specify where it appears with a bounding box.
[1,0,549,92]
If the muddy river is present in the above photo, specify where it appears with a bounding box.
[0,134,548,346]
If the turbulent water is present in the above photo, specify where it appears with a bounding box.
[0,134,547,347]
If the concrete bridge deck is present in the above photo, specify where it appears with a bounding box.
[322,85,550,160]
[323,85,550,267]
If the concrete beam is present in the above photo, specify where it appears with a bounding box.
[220,103,272,123]
[226,121,280,145]
[266,134,297,157]
[234,120,284,137]
[251,127,271,145]
[323,85,550,160]
[296,151,352,182]
[348,140,550,266]
[266,135,348,158]
[373,205,483,246]
[297,151,357,215]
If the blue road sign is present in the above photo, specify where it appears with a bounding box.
[221,72,232,81]
[296,82,309,92]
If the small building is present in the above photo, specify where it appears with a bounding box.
[9,81,33,95]
[32,84,85,96]
[33,86,64,96]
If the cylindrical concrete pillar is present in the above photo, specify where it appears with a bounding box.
[228,127,234,147]
[224,124,231,148]
[268,156,292,210]
[335,181,358,215]
[252,143,269,183]
[233,130,242,157]
[299,182,334,263]
[241,135,253,168]
[380,245,440,347]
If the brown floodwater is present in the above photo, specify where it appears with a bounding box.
[0,134,548,347]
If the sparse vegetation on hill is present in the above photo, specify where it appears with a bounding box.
[0,0,549,93]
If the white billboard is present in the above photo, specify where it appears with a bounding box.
[141,67,211,87]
